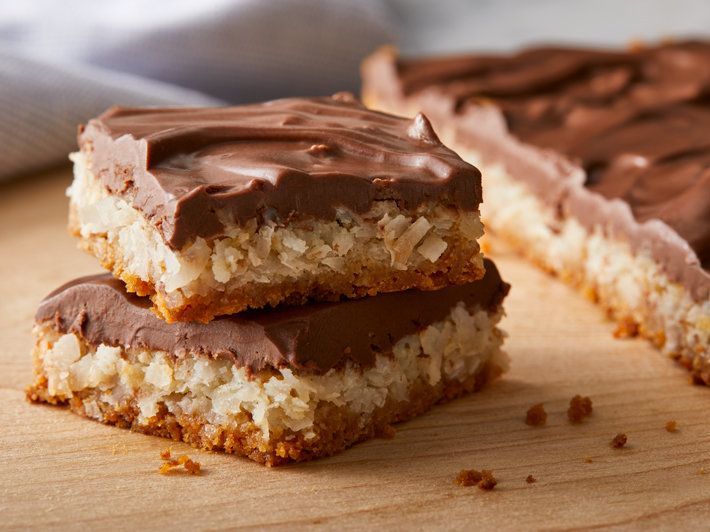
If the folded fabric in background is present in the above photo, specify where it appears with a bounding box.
[0,0,394,181]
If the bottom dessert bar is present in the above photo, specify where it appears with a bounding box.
[27,259,510,466]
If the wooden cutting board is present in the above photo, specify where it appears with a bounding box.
[1,168,709,530]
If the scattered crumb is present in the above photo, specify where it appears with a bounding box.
[183,458,202,475]
[455,469,497,490]
[526,475,536,484]
[700,467,707,475]
[158,450,202,475]
[478,470,497,491]
[665,420,678,433]
[568,395,593,423]
[525,403,547,427]
[455,469,482,487]
[584,457,593,464]
[378,424,396,440]
[611,433,628,449]
[158,462,175,475]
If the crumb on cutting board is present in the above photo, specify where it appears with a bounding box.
[478,470,497,491]
[665,420,678,433]
[567,395,593,423]
[183,458,202,475]
[159,448,202,475]
[525,403,547,427]
[610,433,628,449]
[455,469,497,490]
[526,475,536,484]
[455,469,482,487]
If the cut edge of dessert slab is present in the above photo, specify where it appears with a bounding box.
[465,150,710,382]
[361,46,709,383]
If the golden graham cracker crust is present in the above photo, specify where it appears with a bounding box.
[27,361,501,466]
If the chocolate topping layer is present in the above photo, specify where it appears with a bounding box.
[79,94,481,249]
[35,259,508,375]
[363,42,710,300]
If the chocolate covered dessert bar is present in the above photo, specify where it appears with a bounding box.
[27,259,509,466]
[362,42,709,381]
[69,93,486,322]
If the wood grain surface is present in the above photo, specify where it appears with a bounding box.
[1,168,709,531]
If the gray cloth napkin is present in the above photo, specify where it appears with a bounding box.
[0,0,394,180]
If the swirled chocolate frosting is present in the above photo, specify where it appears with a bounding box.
[79,93,481,249]
[35,259,508,375]
[362,41,710,300]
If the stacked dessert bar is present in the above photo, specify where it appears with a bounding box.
[28,94,510,465]
[362,42,709,382]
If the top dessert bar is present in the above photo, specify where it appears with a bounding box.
[362,41,709,379]
[70,93,486,322]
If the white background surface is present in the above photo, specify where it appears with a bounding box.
[394,0,710,53]
[1,0,709,180]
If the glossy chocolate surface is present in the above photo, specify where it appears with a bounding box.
[80,94,481,249]
[36,259,509,374]
[363,42,710,300]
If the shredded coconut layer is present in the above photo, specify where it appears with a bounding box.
[459,148,709,361]
[68,151,484,305]
[33,304,506,442]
